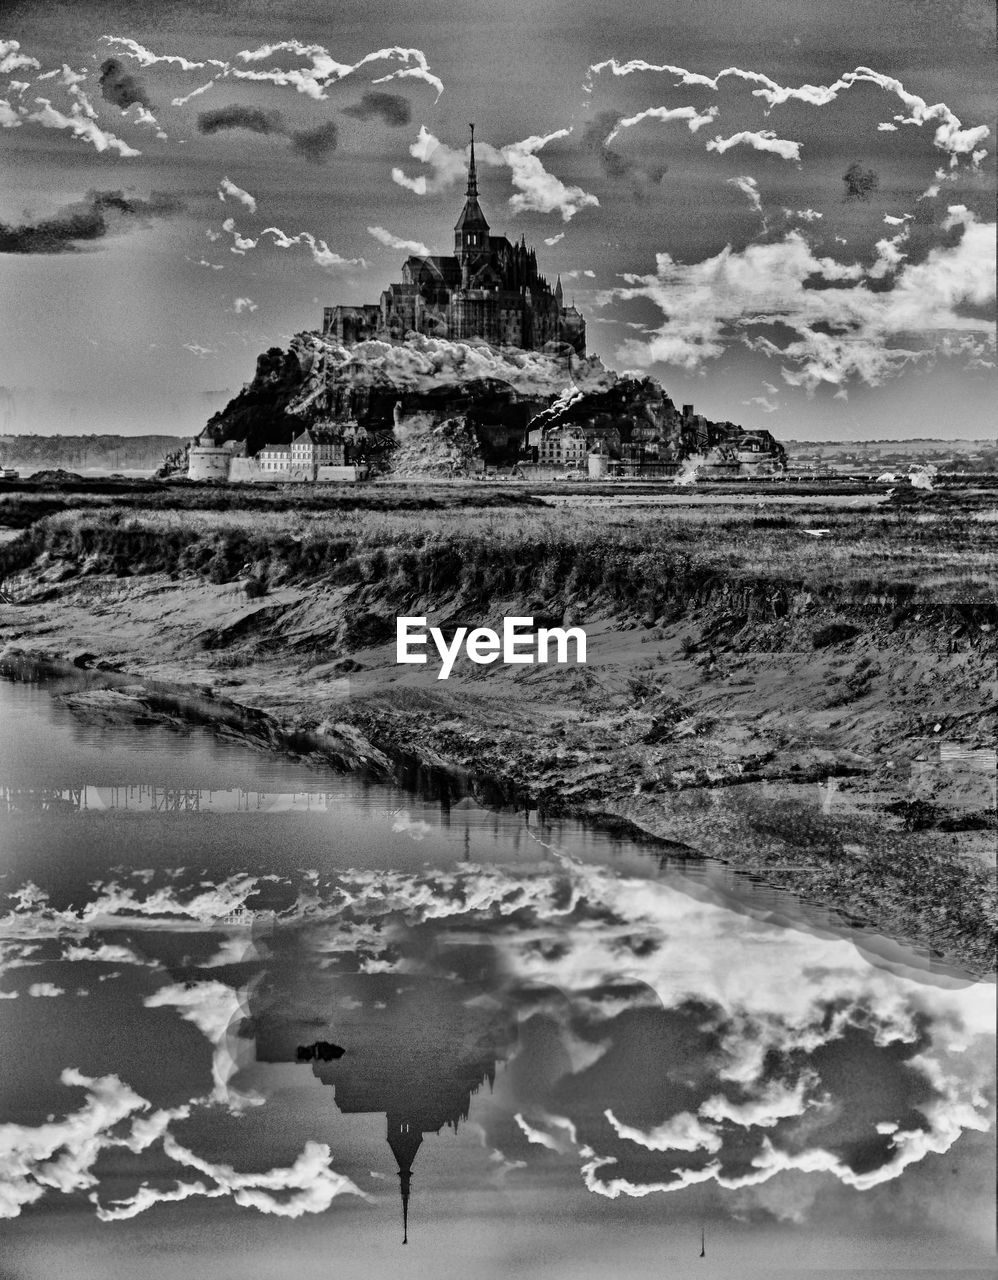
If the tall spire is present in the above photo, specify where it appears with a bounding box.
[467,122,478,198]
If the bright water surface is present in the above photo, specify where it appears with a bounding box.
[0,674,993,1280]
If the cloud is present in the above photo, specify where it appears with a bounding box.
[604,207,995,387]
[183,343,215,357]
[94,1135,366,1220]
[61,943,153,966]
[260,226,366,270]
[230,40,443,100]
[728,175,763,214]
[0,39,40,76]
[27,982,64,997]
[0,1068,185,1219]
[544,232,565,246]
[22,98,140,157]
[0,190,185,254]
[587,60,990,165]
[367,225,430,257]
[233,297,258,314]
[198,104,283,136]
[706,130,801,162]
[343,90,411,126]
[218,177,257,213]
[605,1108,723,1154]
[144,979,260,1110]
[581,110,670,190]
[100,36,227,74]
[393,127,599,222]
[221,217,258,253]
[0,99,22,128]
[606,103,718,141]
[290,119,339,162]
[0,1060,358,1223]
[97,58,153,112]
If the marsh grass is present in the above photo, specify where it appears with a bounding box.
[1,493,996,631]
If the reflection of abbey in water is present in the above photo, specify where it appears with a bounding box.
[256,973,513,1243]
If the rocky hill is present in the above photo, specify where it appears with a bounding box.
[201,331,783,473]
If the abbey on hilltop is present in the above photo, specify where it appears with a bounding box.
[322,125,586,355]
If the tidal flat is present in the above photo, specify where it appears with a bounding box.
[1,479,995,975]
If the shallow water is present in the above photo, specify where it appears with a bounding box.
[0,674,994,1279]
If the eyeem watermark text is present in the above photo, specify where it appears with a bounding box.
[397,616,587,680]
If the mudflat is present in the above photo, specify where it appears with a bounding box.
[1,479,994,974]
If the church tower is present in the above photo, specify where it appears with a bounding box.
[454,123,491,274]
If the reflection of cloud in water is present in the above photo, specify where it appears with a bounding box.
[391,811,433,842]
[1,851,993,1232]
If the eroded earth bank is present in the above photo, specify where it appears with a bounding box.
[1,482,995,974]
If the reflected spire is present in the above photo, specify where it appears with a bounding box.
[387,1113,424,1246]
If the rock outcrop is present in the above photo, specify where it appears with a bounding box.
[201,331,784,475]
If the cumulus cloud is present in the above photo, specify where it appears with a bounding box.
[343,90,411,126]
[603,207,995,387]
[218,177,257,212]
[97,58,153,112]
[0,99,22,128]
[232,297,258,314]
[0,190,184,254]
[0,1068,185,1219]
[27,982,64,997]
[0,39,40,76]
[367,226,430,257]
[544,232,565,246]
[393,127,599,222]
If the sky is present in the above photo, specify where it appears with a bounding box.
[0,0,995,441]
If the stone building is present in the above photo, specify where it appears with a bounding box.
[290,426,346,477]
[323,127,586,355]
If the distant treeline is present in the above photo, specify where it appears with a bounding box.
[0,434,185,473]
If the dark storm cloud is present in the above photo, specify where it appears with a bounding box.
[197,105,284,136]
[289,119,339,163]
[582,110,667,190]
[0,191,185,254]
[97,57,153,112]
[342,91,411,127]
